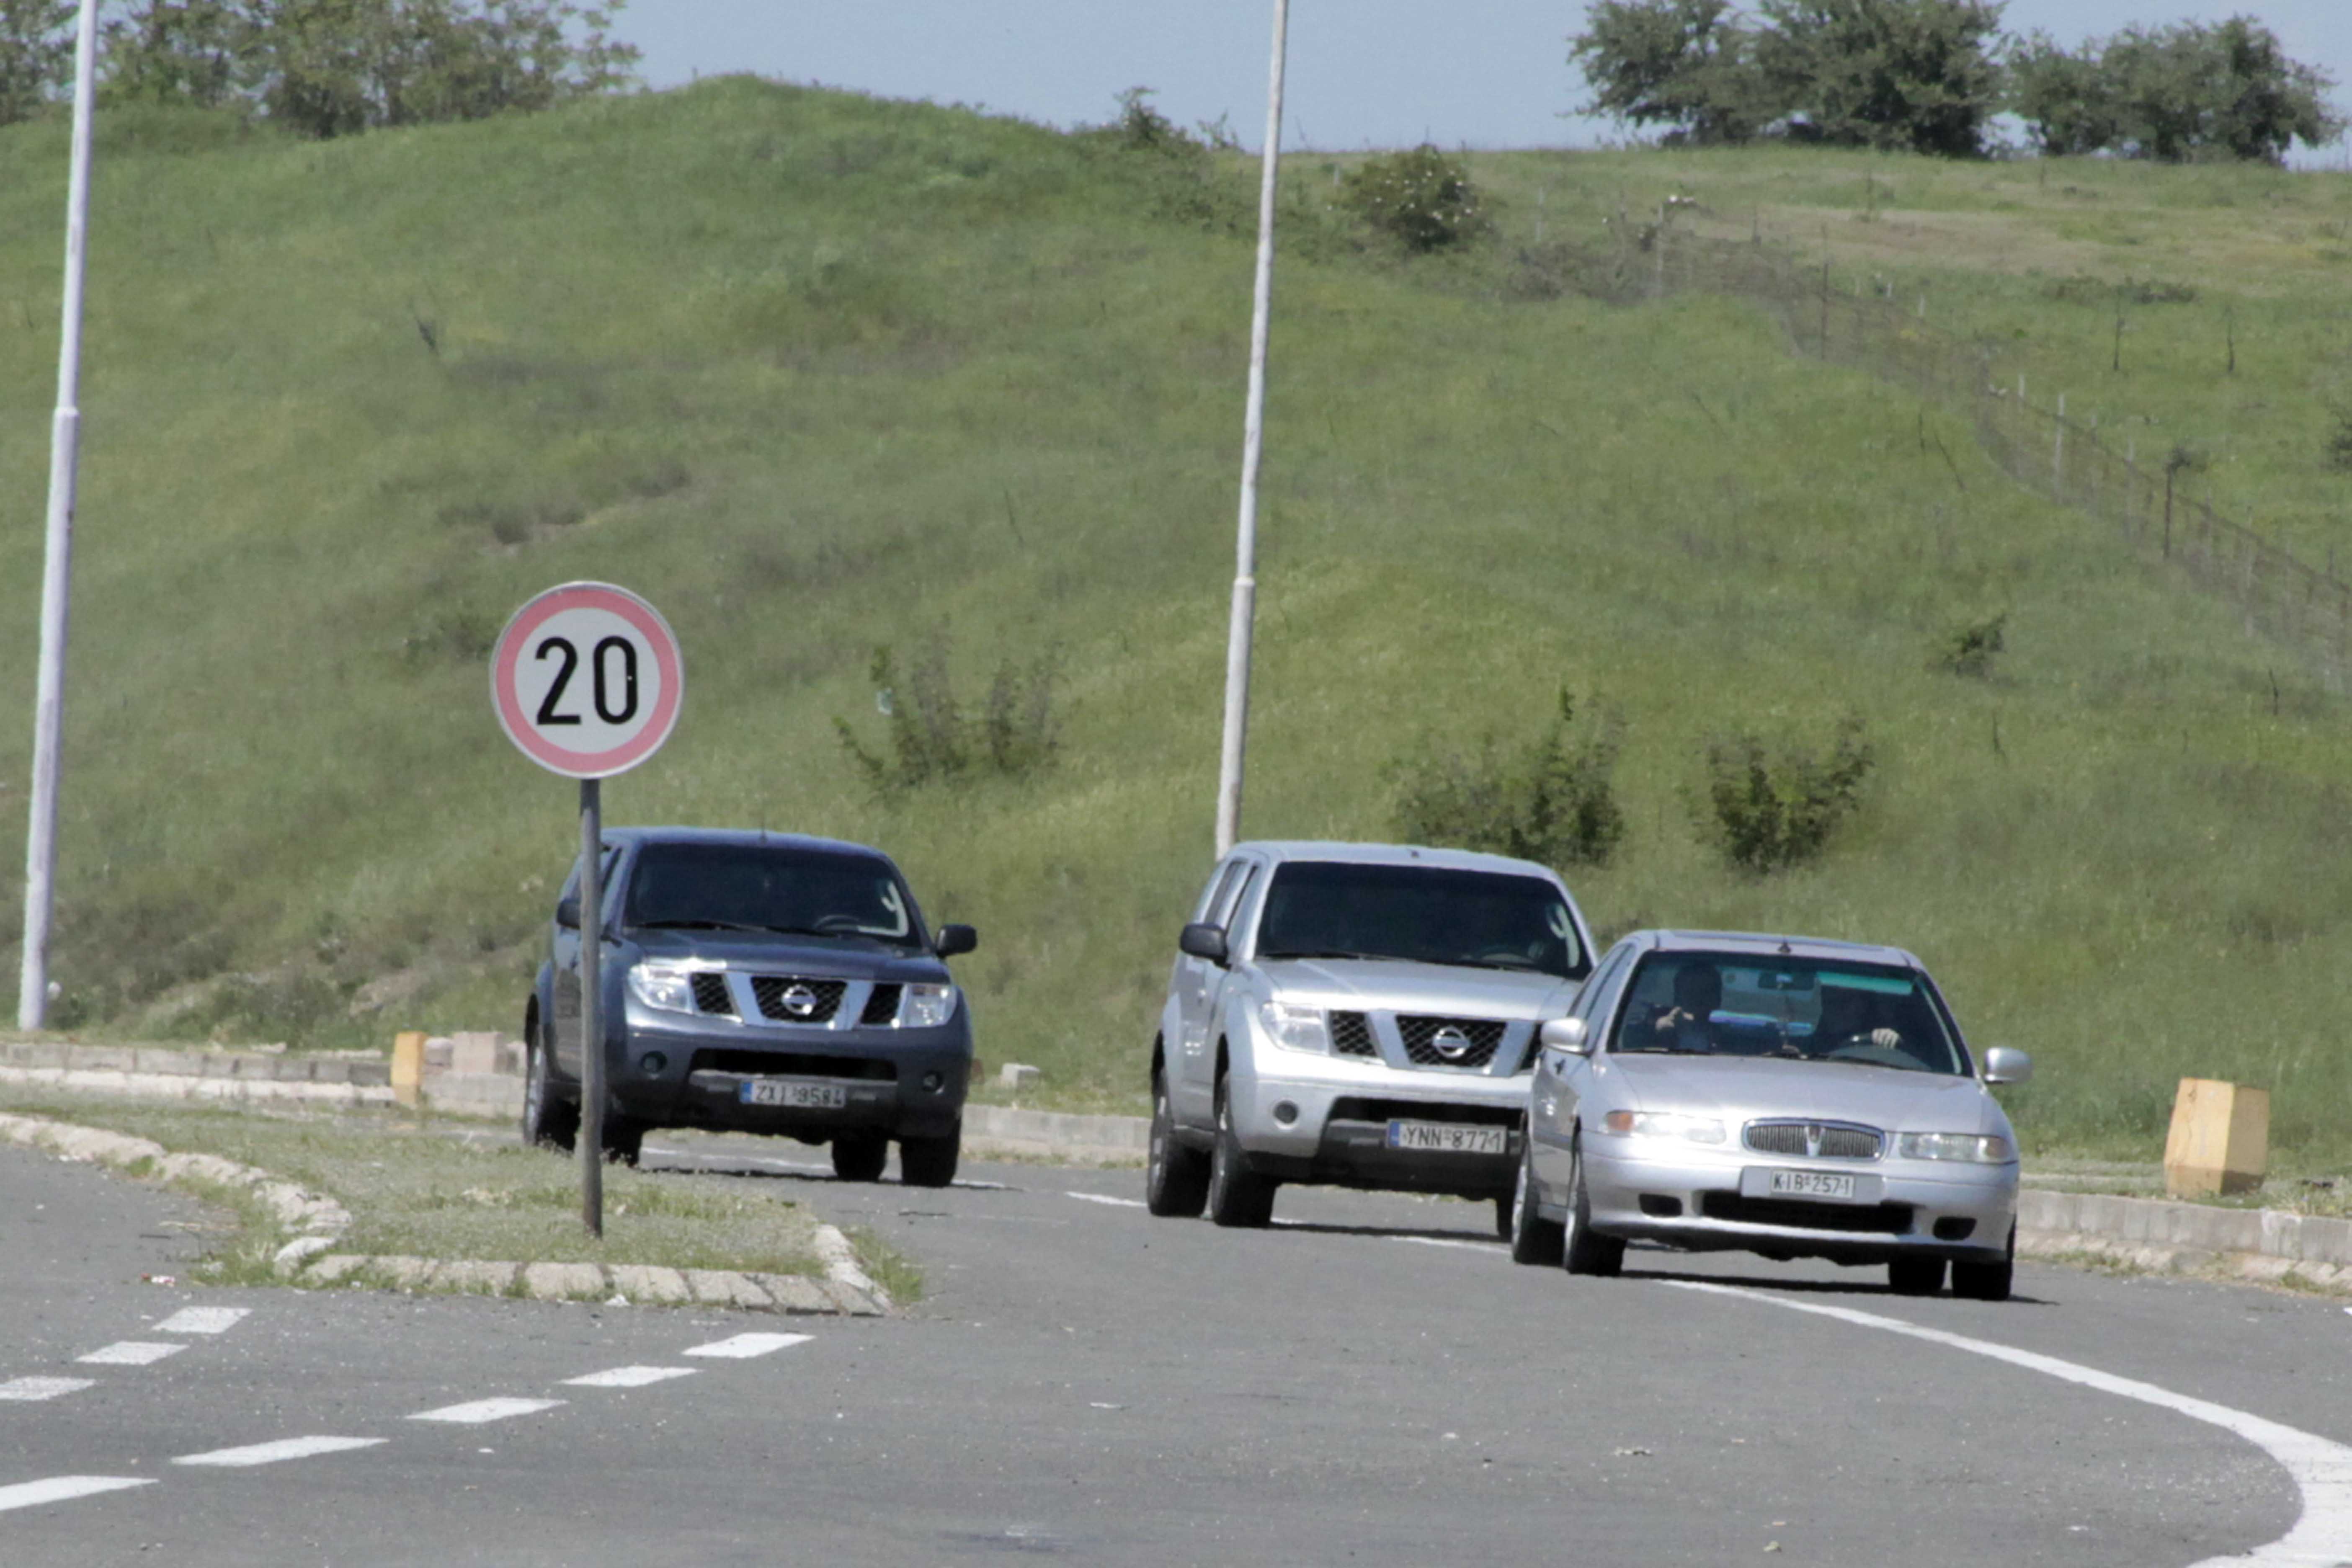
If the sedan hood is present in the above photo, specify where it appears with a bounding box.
[1604,1053,1998,1134]
[1254,957,1577,1018]
[625,927,946,982]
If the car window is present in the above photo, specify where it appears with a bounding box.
[1609,951,1964,1075]
[1194,861,1246,925]
[1253,862,1586,979]
[1217,863,1262,931]
[622,843,926,952]
[1574,943,1638,1022]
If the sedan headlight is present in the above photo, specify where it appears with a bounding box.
[1257,1000,1330,1053]
[1600,1109,1726,1145]
[626,962,697,1015]
[900,983,958,1029]
[1896,1132,2013,1163]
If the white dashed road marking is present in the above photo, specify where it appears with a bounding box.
[686,1335,814,1363]
[0,1377,95,1402]
[409,1397,567,1425]
[0,1476,154,1514]
[78,1341,187,1366]
[173,1436,386,1468]
[1063,1192,1146,1209]
[153,1307,248,1336]
[564,1366,699,1389]
[1661,1280,2352,1568]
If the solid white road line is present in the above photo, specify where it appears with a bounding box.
[1661,1280,2352,1568]
[0,1377,95,1401]
[173,1436,386,1468]
[1063,1191,1146,1209]
[0,1476,154,1514]
[564,1366,698,1389]
[408,1397,566,1425]
[683,1332,812,1359]
[78,1341,186,1366]
[153,1307,249,1336]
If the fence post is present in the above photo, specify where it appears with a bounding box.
[2163,468,2174,558]
[2054,393,2066,498]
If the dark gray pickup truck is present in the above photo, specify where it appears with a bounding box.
[523,827,977,1186]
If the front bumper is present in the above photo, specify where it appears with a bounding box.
[605,1007,970,1140]
[1580,1140,2018,1265]
[1233,1053,1527,1199]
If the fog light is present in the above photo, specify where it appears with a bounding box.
[641,1052,668,1076]
[1273,1101,1299,1127]
[921,1070,945,1093]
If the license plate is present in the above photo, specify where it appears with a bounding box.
[738,1079,847,1109]
[1385,1121,1508,1155]
[1768,1169,1856,1199]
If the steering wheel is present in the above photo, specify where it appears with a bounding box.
[811,913,868,934]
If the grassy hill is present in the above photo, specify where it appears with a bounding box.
[3,80,2350,1164]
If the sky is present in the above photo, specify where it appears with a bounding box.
[614,2,2352,160]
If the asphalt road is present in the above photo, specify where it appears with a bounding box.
[4,1133,2349,1566]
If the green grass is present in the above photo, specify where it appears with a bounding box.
[0,1088,842,1276]
[1,84,2350,1167]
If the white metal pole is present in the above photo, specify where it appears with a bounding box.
[578,778,604,1236]
[1215,0,1289,859]
[19,0,101,1032]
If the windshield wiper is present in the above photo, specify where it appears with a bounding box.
[1258,948,1390,962]
[635,919,776,934]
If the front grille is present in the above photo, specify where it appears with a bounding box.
[1744,1121,1883,1160]
[1698,1192,1912,1234]
[689,1049,895,1082]
[1327,1098,1519,1128]
[1330,1011,1376,1057]
[750,976,846,1024]
[859,983,903,1026]
[1397,1016,1506,1069]
[690,973,735,1016]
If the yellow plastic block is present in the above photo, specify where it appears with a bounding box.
[390,1030,426,1107]
[2163,1078,2269,1198]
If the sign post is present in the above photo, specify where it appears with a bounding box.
[490,582,683,1238]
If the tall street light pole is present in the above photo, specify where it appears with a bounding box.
[1215,0,1290,859]
[19,0,101,1031]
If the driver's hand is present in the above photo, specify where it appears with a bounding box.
[1868,1027,1901,1050]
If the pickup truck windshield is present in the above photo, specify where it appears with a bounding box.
[1255,862,1586,978]
[624,843,924,950]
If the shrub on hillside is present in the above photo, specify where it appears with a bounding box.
[1697,716,1874,873]
[835,637,1062,797]
[1394,687,1626,869]
[2326,403,2352,475]
[1340,145,1490,253]
[0,0,72,126]
[1933,612,2006,678]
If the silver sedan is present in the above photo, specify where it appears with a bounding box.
[1509,931,2030,1300]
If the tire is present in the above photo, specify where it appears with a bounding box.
[831,1131,890,1183]
[1509,1134,1566,1266]
[1205,1080,1276,1229]
[1888,1256,1948,1296]
[1145,1070,1210,1218]
[520,1025,578,1154]
[1494,1195,1514,1240]
[601,1115,646,1168]
[899,1124,961,1188]
[1560,1138,1624,1278]
[1951,1226,2015,1302]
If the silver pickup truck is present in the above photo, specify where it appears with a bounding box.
[1145,841,1597,1230]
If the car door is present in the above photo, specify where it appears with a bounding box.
[1171,857,1259,1128]
[551,842,622,1079]
[1530,939,1639,1190]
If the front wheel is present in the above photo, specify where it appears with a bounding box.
[1951,1226,2015,1302]
[521,1024,578,1154]
[831,1132,889,1183]
[899,1124,961,1188]
[1888,1256,1947,1296]
[1205,1081,1275,1229]
[1145,1069,1210,1218]
[1561,1138,1624,1278]
[1509,1135,1565,1266]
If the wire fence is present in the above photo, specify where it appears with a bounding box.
[1634,229,2350,672]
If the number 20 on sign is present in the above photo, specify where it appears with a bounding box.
[491,582,683,779]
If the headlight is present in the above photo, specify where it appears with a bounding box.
[1257,1000,1329,1053]
[899,983,957,1029]
[626,962,697,1014]
[1896,1132,2013,1163]
[1600,1110,1726,1145]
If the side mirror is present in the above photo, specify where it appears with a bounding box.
[1982,1045,2033,1085]
[555,896,580,931]
[935,924,977,959]
[1179,923,1229,965]
[1540,1017,1592,1055]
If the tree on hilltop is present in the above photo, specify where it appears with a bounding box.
[0,0,72,126]
[2008,17,2343,163]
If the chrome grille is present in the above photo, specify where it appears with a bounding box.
[689,973,735,1016]
[1397,1016,1506,1069]
[750,976,846,1024]
[1330,1011,1376,1057]
[1743,1121,1883,1161]
[859,983,903,1026]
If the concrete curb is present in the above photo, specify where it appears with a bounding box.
[962,1104,1148,1165]
[2018,1188,2352,1295]
[0,1109,889,1316]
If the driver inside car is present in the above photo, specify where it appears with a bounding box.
[1809,985,1906,1057]
[1642,963,1728,1052]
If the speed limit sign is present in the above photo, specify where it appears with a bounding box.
[490,582,683,779]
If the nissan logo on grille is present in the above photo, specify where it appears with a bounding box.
[1431,1026,1474,1061]
[779,983,822,1019]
